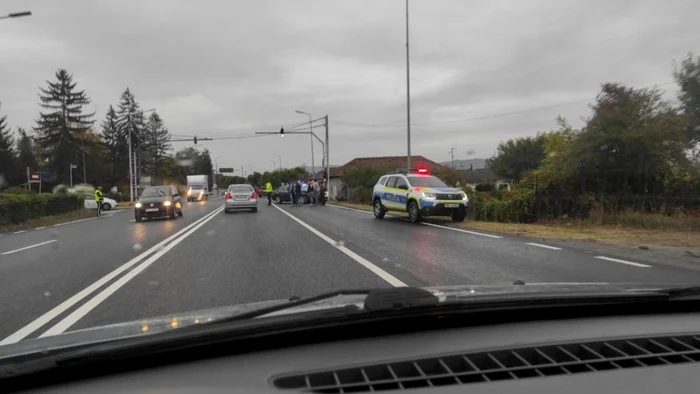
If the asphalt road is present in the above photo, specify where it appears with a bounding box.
[2,198,700,345]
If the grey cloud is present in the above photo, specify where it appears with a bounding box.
[1,0,699,170]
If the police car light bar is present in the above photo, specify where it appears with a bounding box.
[391,167,430,175]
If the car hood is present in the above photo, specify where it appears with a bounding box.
[137,196,171,204]
[422,187,463,194]
[0,282,688,357]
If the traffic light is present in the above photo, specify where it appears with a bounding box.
[193,136,198,145]
[280,127,285,138]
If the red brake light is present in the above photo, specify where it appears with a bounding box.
[225,192,232,200]
[417,167,428,173]
[250,192,257,199]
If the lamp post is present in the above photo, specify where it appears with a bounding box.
[295,110,314,174]
[214,156,225,194]
[128,107,155,200]
[273,154,282,171]
[270,160,276,172]
[405,0,412,168]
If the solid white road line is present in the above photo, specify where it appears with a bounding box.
[0,207,222,345]
[420,222,503,239]
[1,240,57,256]
[594,256,651,268]
[326,204,372,215]
[525,242,562,250]
[272,204,406,287]
[13,230,26,234]
[53,216,99,227]
[40,207,224,337]
[34,226,46,230]
[326,204,505,239]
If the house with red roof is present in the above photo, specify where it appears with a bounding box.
[315,155,447,200]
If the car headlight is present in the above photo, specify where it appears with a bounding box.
[135,202,142,208]
[187,189,191,196]
[422,192,437,200]
[461,193,468,201]
[164,201,172,206]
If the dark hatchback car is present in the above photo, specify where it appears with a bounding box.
[270,184,327,205]
[134,186,183,222]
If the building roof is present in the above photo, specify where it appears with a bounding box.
[460,168,512,182]
[315,155,446,179]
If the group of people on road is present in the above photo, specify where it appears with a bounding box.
[287,179,323,206]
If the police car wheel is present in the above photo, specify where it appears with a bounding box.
[373,199,386,219]
[451,210,466,222]
[408,201,421,223]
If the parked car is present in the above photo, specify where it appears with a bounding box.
[270,185,291,204]
[84,195,118,211]
[134,186,183,222]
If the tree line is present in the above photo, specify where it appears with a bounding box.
[0,68,214,193]
[484,54,700,216]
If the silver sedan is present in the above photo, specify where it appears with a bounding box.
[224,184,258,213]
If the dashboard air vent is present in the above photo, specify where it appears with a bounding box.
[273,334,700,392]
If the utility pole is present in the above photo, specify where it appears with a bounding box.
[273,154,282,171]
[405,0,412,169]
[449,148,456,168]
[295,111,314,175]
[127,106,133,201]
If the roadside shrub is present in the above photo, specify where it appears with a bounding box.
[0,194,83,225]
[472,189,536,223]
[1,186,31,195]
[475,182,495,192]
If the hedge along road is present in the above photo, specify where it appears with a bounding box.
[0,198,222,341]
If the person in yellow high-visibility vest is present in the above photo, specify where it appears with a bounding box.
[94,186,104,216]
[265,182,273,206]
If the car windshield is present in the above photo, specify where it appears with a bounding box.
[229,186,252,193]
[407,176,448,188]
[2,1,700,360]
[141,187,168,197]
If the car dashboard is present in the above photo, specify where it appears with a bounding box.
[24,312,700,393]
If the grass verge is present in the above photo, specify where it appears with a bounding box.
[330,201,700,248]
[0,209,96,233]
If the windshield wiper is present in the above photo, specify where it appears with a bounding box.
[214,287,439,322]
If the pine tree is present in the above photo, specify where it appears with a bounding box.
[115,88,145,186]
[0,103,19,186]
[33,69,95,184]
[143,111,171,178]
[101,105,121,185]
[16,127,38,181]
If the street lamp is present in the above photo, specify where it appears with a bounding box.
[273,154,281,171]
[405,0,412,168]
[270,160,276,172]
[295,110,314,174]
[0,11,32,20]
[214,156,225,194]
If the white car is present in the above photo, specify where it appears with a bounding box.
[84,196,117,211]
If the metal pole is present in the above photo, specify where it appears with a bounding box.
[270,160,276,171]
[307,114,314,175]
[81,137,87,183]
[405,0,412,169]
[70,164,73,189]
[273,154,282,171]
[127,109,133,201]
[325,115,330,195]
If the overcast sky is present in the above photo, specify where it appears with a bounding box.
[1,0,698,173]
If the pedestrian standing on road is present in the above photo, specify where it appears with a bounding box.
[294,180,302,206]
[265,182,273,206]
[288,182,295,206]
[94,186,104,217]
[313,179,320,206]
[308,180,315,205]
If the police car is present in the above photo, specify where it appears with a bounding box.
[372,167,468,223]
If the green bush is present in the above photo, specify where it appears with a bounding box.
[1,186,32,195]
[471,189,536,223]
[0,194,83,225]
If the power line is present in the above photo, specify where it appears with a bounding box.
[334,80,677,128]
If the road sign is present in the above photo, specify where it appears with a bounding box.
[219,167,234,173]
[30,172,40,182]
[70,163,78,169]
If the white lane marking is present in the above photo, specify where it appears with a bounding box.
[53,216,99,227]
[327,204,372,215]
[129,219,135,222]
[34,226,46,230]
[327,204,504,239]
[594,256,651,268]
[41,207,224,337]
[0,207,222,345]
[526,282,610,286]
[1,240,57,256]
[13,230,26,234]
[272,204,406,287]
[525,242,562,250]
[420,222,503,239]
